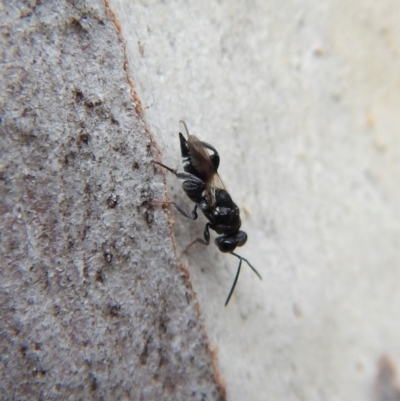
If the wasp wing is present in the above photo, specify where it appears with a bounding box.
[185,130,226,208]
[187,134,216,184]
[212,172,226,190]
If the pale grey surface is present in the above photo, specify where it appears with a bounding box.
[0,1,225,400]
[110,1,400,400]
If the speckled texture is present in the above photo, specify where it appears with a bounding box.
[0,1,225,400]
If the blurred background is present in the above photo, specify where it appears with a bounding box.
[111,1,400,400]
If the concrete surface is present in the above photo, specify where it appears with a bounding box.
[110,1,400,400]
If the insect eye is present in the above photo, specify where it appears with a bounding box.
[215,237,237,253]
[236,231,248,247]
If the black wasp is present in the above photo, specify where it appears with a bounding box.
[153,121,261,306]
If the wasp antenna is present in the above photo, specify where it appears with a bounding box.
[231,252,262,280]
[179,120,190,138]
[225,258,243,306]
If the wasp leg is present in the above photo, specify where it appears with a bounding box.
[152,160,200,181]
[224,253,262,306]
[151,200,198,220]
[152,160,177,175]
[183,222,212,254]
[153,160,205,198]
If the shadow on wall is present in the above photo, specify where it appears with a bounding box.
[375,355,400,401]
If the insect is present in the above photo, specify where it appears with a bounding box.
[153,121,261,306]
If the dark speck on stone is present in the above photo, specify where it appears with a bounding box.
[106,194,119,209]
[103,250,113,264]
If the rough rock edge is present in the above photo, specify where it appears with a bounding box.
[0,0,226,399]
[103,1,228,398]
